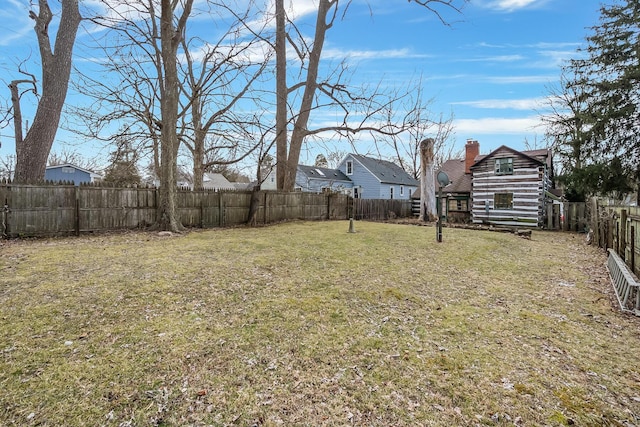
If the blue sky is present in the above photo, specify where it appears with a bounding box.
[0,0,604,170]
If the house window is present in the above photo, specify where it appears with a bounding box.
[390,187,394,199]
[448,199,468,212]
[494,193,513,209]
[400,186,404,197]
[61,167,75,174]
[346,161,353,175]
[495,158,513,175]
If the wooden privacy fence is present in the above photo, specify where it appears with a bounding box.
[352,198,413,221]
[0,182,359,238]
[544,202,589,231]
[591,201,640,315]
[593,203,640,277]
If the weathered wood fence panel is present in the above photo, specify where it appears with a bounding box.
[543,202,588,231]
[0,182,370,238]
[595,203,640,279]
[5,184,78,236]
[222,192,252,226]
[80,187,157,232]
[352,199,412,221]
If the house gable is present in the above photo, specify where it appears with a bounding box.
[44,164,101,185]
[337,153,418,199]
[470,145,551,227]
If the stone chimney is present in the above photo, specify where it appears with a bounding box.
[465,139,479,174]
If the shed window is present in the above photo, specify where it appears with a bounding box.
[494,193,513,209]
[495,158,513,175]
[346,161,353,175]
[448,199,468,212]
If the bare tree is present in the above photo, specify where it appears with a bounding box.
[178,10,271,189]
[326,150,348,169]
[378,77,456,179]
[76,1,272,210]
[273,0,467,191]
[48,149,100,171]
[154,0,194,231]
[0,155,16,181]
[12,0,81,183]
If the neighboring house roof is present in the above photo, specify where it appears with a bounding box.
[297,165,351,183]
[202,173,234,189]
[46,163,93,174]
[232,182,253,190]
[349,154,419,186]
[45,163,102,180]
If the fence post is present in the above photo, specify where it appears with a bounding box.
[74,186,80,236]
[631,225,636,276]
[218,192,224,227]
[591,198,600,244]
[621,209,627,260]
[2,197,8,238]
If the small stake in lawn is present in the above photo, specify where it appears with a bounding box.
[348,218,356,233]
[436,171,450,243]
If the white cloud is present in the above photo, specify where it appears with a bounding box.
[485,75,555,84]
[322,47,428,61]
[478,0,550,13]
[460,54,524,63]
[454,116,544,135]
[453,98,546,110]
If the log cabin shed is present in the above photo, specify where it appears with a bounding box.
[470,145,553,227]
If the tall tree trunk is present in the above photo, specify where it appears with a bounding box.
[156,0,192,232]
[13,0,81,183]
[281,0,332,191]
[191,97,205,190]
[420,138,437,221]
[275,0,288,191]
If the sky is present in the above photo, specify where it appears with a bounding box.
[0,0,606,172]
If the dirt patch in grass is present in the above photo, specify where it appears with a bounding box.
[1,221,639,426]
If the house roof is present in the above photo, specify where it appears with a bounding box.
[203,173,234,189]
[46,163,102,178]
[350,154,419,186]
[439,159,472,193]
[297,165,351,182]
[411,158,473,198]
[472,145,551,169]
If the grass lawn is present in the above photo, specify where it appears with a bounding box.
[1,221,639,426]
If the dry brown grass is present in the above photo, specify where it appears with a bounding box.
[0,221,639,426]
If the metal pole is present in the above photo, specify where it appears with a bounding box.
[437,185,443,242]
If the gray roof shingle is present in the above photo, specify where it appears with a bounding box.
[351,154,419,186]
